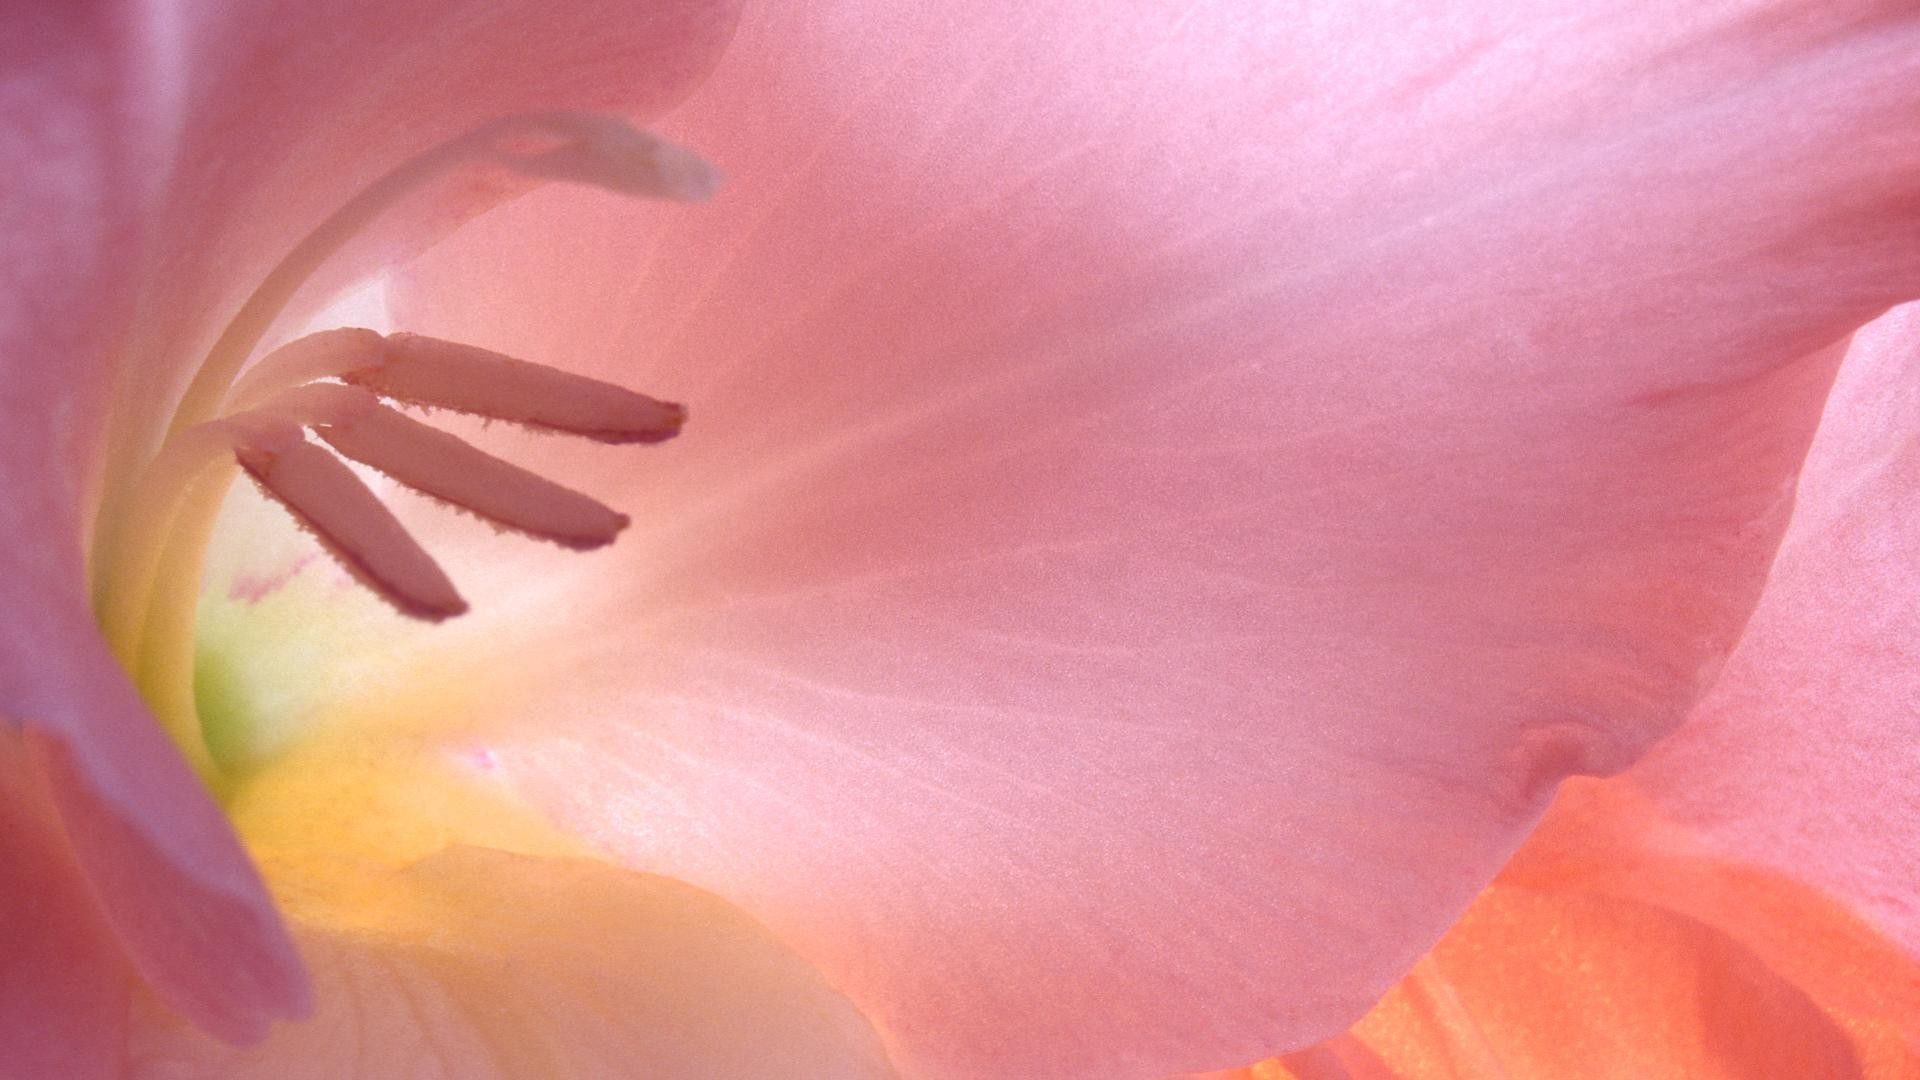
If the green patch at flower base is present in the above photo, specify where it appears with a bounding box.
[189,479,434,777]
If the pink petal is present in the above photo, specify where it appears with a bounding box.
[1632,301,1920,956]
[16,640,308,1044]
[382,3,1920,1076]
[127,847,895,1078]
[3,4,300,1047]
[3,0,736,1046]
[0,732,135,1080]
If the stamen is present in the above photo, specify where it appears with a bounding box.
[341,333,686,444]
[233,432,467,622]
[293,385,631,550]
[87,113,717,783]
[101,412,319,660]
[225,328,384,413]
[166,113,716,439]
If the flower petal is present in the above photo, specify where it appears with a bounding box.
[2,6,306,1046]
[376,3,1920,1076]
[1383,897,1860,1079]
[1632,301,1920,960]
[125,738,895,1079]
[1207,781,1920,1078]
[1351,799,1904,1076]
[1316,889,1868,1080]
[0,731,135,1080]
[10,583,309,1043]
[1500,782,1920,1073]
[127,850,897,1080]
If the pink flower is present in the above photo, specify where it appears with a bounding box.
[4,1,1919,1077]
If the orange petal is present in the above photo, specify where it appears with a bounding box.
[1218,781,1920,1079]
[1348,887,1866,1079]
[1499,780,1920,1075]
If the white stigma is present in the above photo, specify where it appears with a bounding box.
[484,113,721,202]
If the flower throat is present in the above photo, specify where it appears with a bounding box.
[87,113,714,782]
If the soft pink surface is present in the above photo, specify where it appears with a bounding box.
[1,0,298,1049]
[1,0,734,1049]
[0,733,133,1080]
[387,2,1920,1076]
[1634,302,1920,956]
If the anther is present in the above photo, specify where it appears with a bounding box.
[341,333,686,443]
[234,433,467,622]
[217,330,683,620]
[308,391,632,550]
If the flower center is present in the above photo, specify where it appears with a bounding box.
[87,112,714,785]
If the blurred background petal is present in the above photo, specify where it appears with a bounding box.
[1199,779,1920,1079]
[1633,302,1920,958]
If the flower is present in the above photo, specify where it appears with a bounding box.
[5,1,1920,1078]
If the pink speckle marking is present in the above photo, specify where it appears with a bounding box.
[227,551,320,605]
